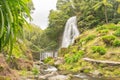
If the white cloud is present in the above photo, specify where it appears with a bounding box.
[30,0,57,29]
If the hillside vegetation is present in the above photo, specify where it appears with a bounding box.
[58,23,120,77]
[1,0,120,79]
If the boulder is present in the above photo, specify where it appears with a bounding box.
[48,75,68,80]
[54,57,64,66]
[92,70,102,77]
[39,72,58,80]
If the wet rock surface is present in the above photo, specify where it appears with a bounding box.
[38,61,69,80]
[54,57,64,66]
[20,60,120,80]
[48,75,68,80]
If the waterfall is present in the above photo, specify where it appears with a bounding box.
[40,51,58,61]
[61,16,79,48]
[40,16,79,60]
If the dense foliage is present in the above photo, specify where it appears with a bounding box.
[24,24,43,52]
[0,1,34,79]
[0,0,32,57]
[59,23,120,77]
[1,0,120,79]
[41,0,120,51]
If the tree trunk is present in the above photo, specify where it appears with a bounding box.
[104,5,108,23]
[83,58,120,66]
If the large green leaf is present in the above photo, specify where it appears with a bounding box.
[0,8,4,38]
[0,0,31,58]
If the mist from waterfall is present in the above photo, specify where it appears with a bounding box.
[61,16,79,48]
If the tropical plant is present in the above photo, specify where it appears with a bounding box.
[102,35,116,46]
[0,0,31,57]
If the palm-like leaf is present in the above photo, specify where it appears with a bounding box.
[0,0,31,57]
[93,2,102,10]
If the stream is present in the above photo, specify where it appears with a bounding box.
[36,51,119,80]
[19,59,119,80]
[20,16,120,80]
[34,61,119,80]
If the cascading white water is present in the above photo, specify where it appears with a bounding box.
[40,16,79,60]
[40,51,58,61]
[61,16,79,48]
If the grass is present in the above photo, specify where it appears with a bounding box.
[58,23,120,77]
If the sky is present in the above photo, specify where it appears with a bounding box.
[30,0,57,29]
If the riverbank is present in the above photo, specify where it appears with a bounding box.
[19,59,120,80]
[57,23,120,78]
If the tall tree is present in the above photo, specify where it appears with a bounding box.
[93,0,112,23]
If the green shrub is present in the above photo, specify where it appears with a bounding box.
[86,35,96,41]
[73,50,84,62]
[108,25,120,31]
[83,69,90,73]
[71,48,77,53]
[102,35,116,46]
[91,46,106,55]
[65,50,84,64]
[113,39,120,47]
[96,25,107,31]
[113,29,120,37]
[96,24,120,31]
[43,57,54,64]
[79,38,86,45]
[79,35,96,45]
[98,29,108,35]
[32,67,39,75]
